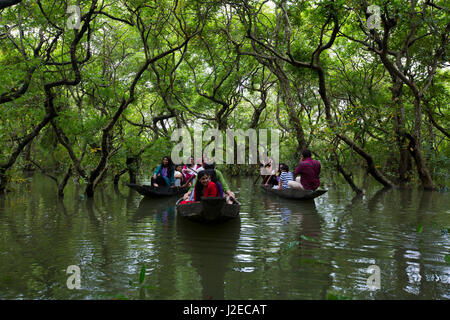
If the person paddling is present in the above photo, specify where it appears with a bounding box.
[174,164,186,187]
[182,156,201,183]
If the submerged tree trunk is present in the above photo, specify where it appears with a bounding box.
[408,98,436,190]
[85,26,197,197]
[314,63,395,188]
[126,156,138,184]
[0,168,8,193]
[373,9,439,190]
[391,79,412,185]
[333,153,363,195]
[113,169,127,186]
[0,110,56,193]
[57,167,73,198]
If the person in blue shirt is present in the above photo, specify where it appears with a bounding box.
[272,164,294,189]
[152,156,175,187]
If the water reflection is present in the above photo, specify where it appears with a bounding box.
[367,187,390,214]
[0,174,449,300]
[176,216,241,300]
[133,198,176,223]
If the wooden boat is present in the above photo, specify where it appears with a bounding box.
[176,197,241,223]
[127,183,189,198]
[261,185,327,200]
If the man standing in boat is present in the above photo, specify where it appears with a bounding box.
[288,149,321,191]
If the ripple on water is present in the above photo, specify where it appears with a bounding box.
[1,176,449,299]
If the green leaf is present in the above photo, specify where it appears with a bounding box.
[445,255,450,264]
[327,291,352,300]
[287,240,300,249]
[139,264,146,284]
[416,223,423,233]
[300,235,318,242]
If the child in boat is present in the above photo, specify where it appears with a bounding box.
[179,170,219,204]
[152,156,175,187]
[174,164,185,187]
[272,164,294,189]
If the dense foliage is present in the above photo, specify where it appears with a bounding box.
[0,0,448,197]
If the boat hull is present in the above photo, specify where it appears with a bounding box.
[261,185,327,200]
[176,197,241,223]
[127,184,189,198]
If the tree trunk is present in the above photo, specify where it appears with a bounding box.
[126,156,138,184]
[271,62,307,156]
[334,155,363,195]
[391,79,412,185]
[314,64,395,188]
[113,169,127,186]
[23,142,34,172]
[407,98,436,190]
[406,133,436,190]
[0,111,55,193]
[57,167,73,198]
[0,168,8,193]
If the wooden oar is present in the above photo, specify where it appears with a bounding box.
[183,166,199,175]
[181,175,195,188]
[253,174,262,185]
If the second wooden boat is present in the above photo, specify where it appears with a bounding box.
[261,185,327,200]
[127,184,189,198]
[176,197,241,223]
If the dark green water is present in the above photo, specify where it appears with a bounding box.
[0,174,449,300]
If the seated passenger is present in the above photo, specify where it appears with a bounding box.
[179,171,219,204]
[174,164,185,187]
[182,159,235,204]
[289,149,321,190]
[182,156,201,183]
[204,168,224,198]
[265,163,284,187]
[151,156,175,187]
[272,164,294,189]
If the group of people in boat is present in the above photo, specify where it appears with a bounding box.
[151,155,236,204]
[150,148,321,205]
[262,149,321,191]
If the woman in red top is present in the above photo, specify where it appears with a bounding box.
[179,170,219,204]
